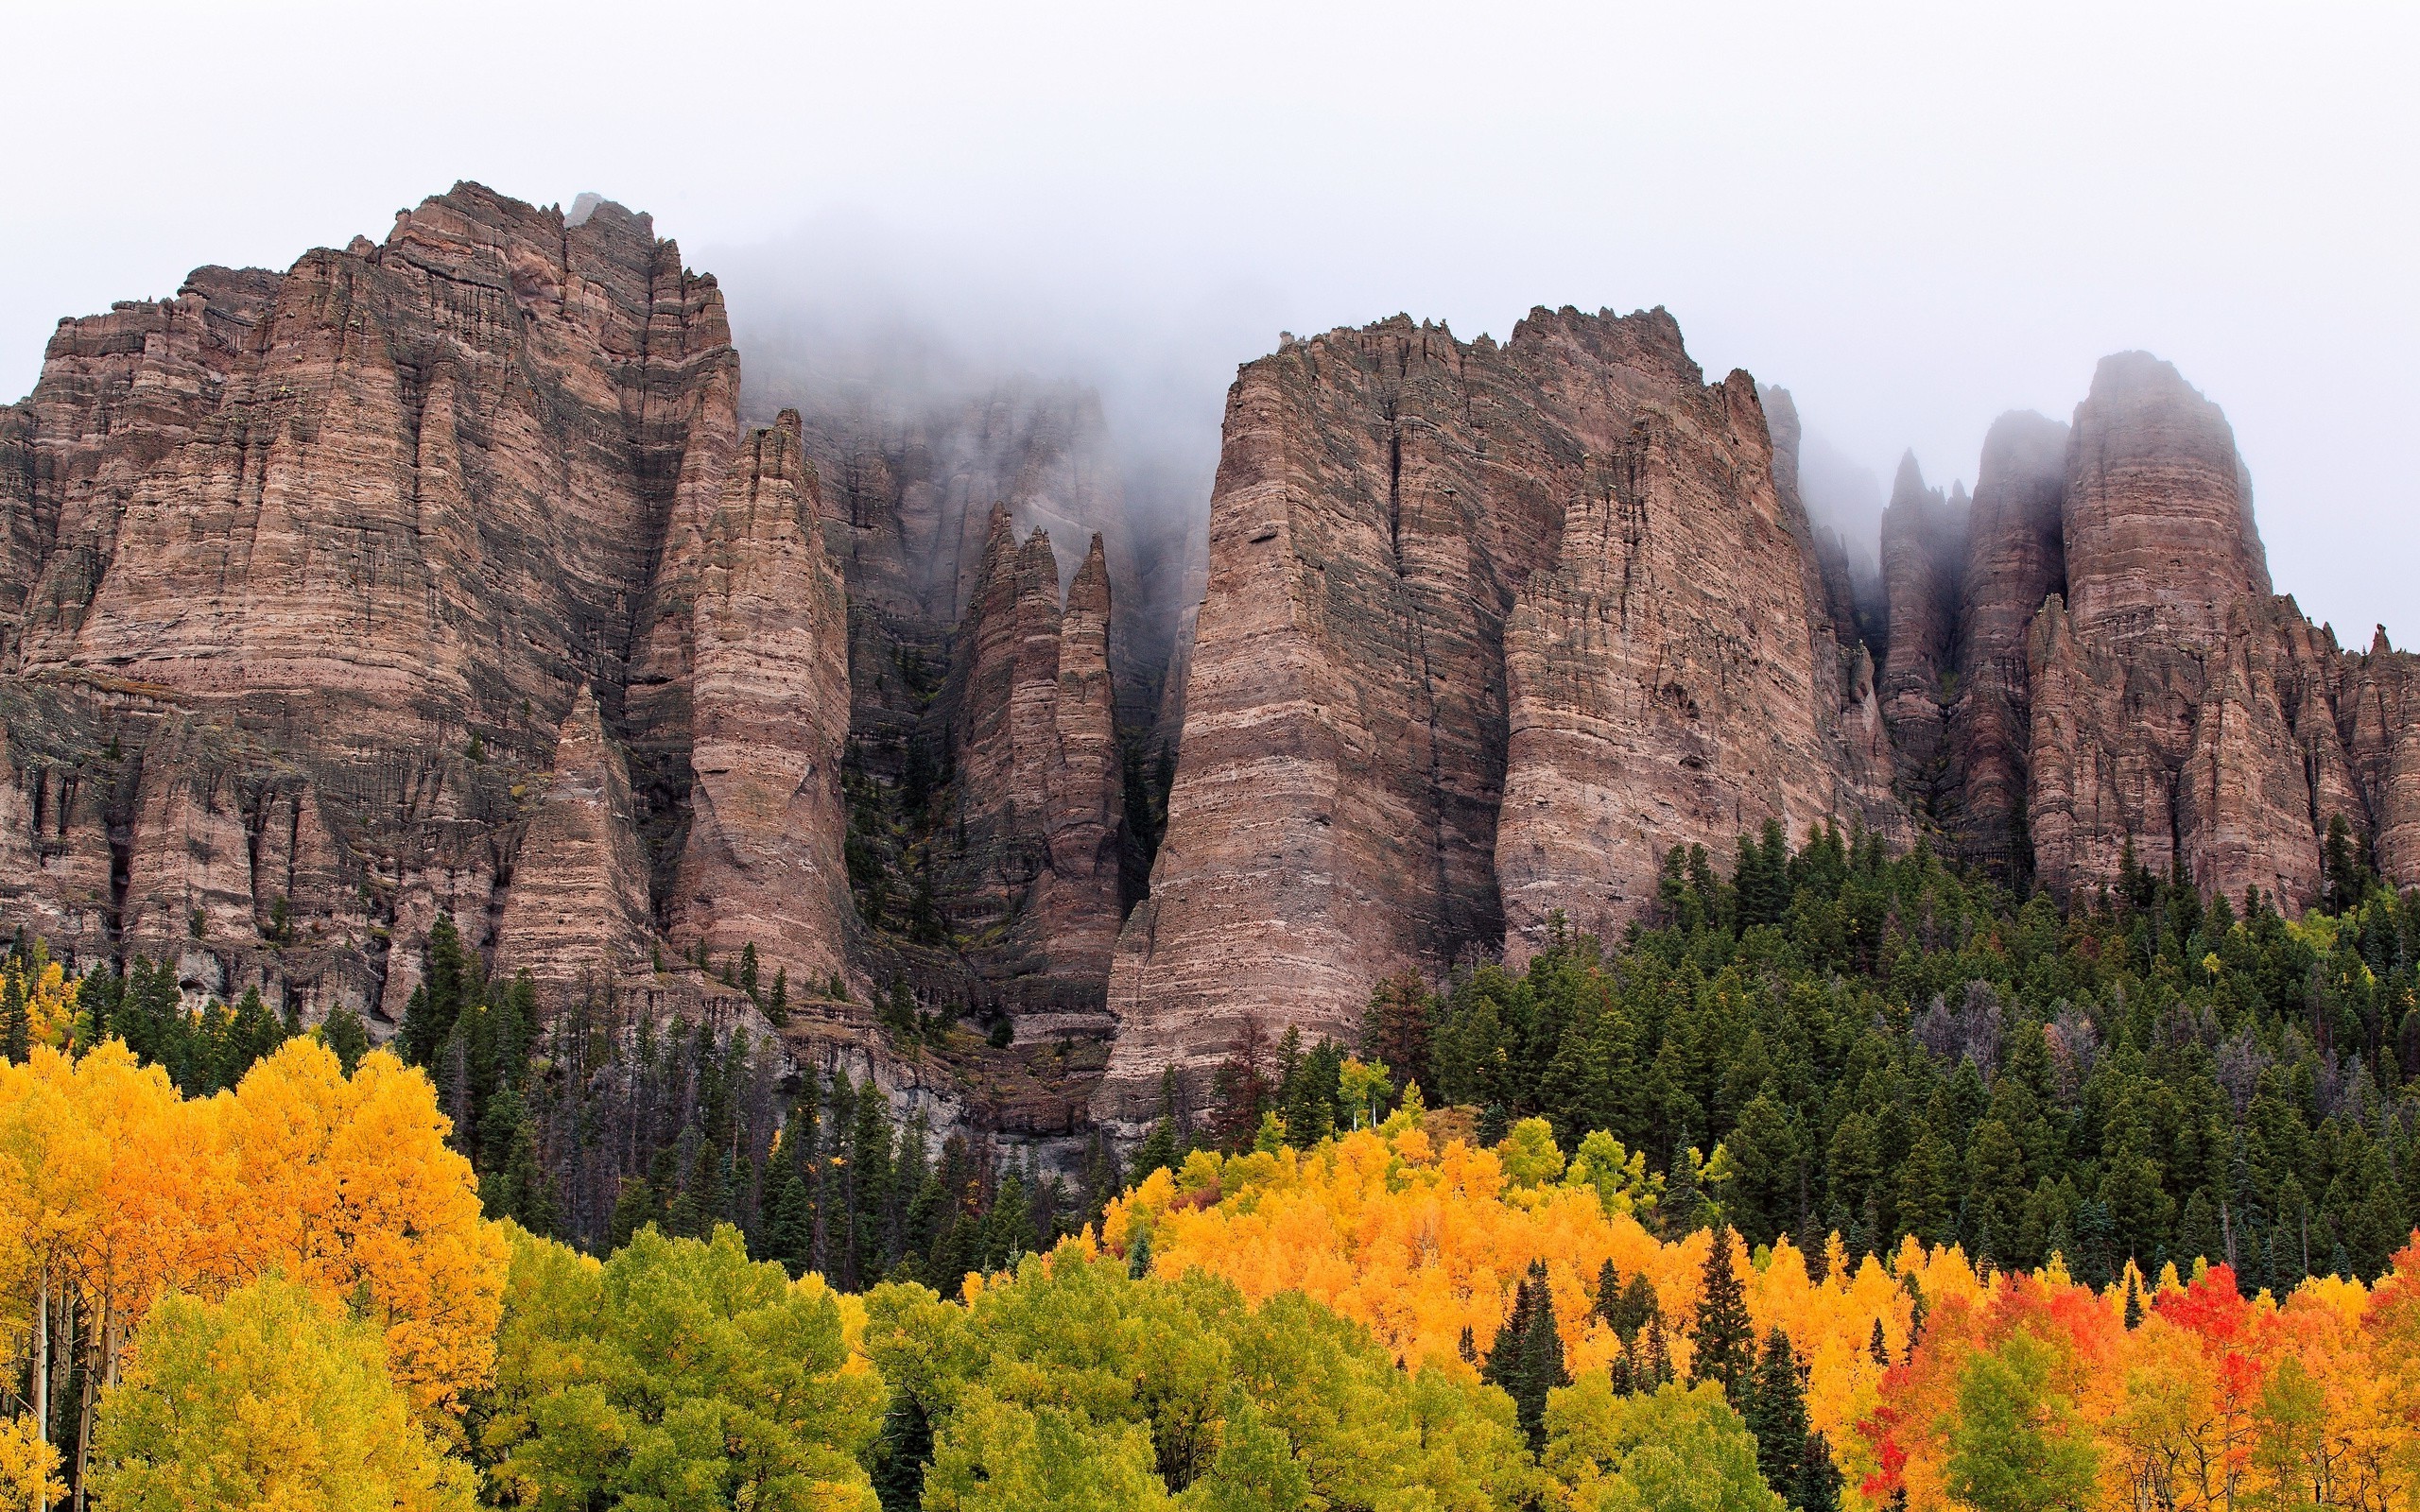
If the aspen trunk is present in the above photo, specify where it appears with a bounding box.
[62,1293,81,1512]
[32,1264,46,1448]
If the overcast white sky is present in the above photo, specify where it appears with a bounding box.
[8,1,2414,639]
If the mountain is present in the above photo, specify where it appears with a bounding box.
[3,184,2412,1155]
[1097,310,1904,1125]
[1100,327,2420,1130]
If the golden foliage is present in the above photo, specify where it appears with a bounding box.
[1104,1118,2420,1512]
[0,1038,506,1430]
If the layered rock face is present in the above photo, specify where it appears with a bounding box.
[1894,352,2417,908]
[2018,357,2323,903]
[933,513,1126,1022]
[1098,309,1905,1125]
[2062,352,2273,648]
[0,184,850,1022]
[1941,411,2069,878]
[1496,370,1902,954]
[784,378,1190,728]
[758,378,1182,1026]
[1876,458,1970,805]
[495,686,655,987]
[671,413,857,997]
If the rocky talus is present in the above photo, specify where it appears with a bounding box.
[1098,309,1905,1125]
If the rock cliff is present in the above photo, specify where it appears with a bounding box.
[1098,309,1905,1125]
[671,412,857,997]
[1877,457,1970,808]
[1892,352,2415,909]
[924,510,1127,1024]
[0,183,848,1024]
[1497,370,1901,955]
[1942,411,2069,880]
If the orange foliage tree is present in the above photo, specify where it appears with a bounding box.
[1103,1112,2420,1512]
[0,1035,507,1499]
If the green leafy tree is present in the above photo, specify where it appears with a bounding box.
[1543,1377,1784,1512]
[1944,1329,2099,1512]
[92,1276,472,1512]
[479,1223,882,1509]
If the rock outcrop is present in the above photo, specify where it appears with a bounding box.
[671,413,857,997]
[1893,352,2414,909]
[1877,456,1970,808]
[1943,411,2069,880]
[1496,370,1902,953]
[927,510,1128,1024]
[1098,309,1906,1125]
[495,686,655,988]
[0,183,852,1024]
[2062,352,2273,649]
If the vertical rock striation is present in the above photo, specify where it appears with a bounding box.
[1902,352,2413,910]
[931,513,1128,1024]
[671,412,856,996]
[495,685,656,990]
[2018,356,2326,904]
[1877,456,1970,809]
[1496,372,1901,954]
[1943,411,2068,881]
[1099,309,1906,1125]
[0,183,859,1024]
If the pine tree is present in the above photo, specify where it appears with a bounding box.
[872,1392,934,1512]
[2122,1269,2144,1329]
[1133,1118,1179,1186]
[1690,1230,1755,1398]
[1640,1311,1674,1389]
[1868,1318,1890,1368]
[399,912,476,1068]
[1798,1431,1846,1512]
[1665,1131,1708,1236]
[1743,1328,1810,1497]
[1903,1275,1930,1362]
[1482,1260,1567,1451]
[766,968,789,1026]
[1593,1259,1623,1328]
[1,971,29,1062]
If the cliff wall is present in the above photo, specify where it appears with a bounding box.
[1098,309,1904,1125]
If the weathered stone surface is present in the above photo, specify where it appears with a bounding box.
[2024,592,2347,905]
[2342,629,2420,885]
[1098,308,1906,1125]
[1943,411,2069,880]
[672,413,857,997]
[1927,353,2406,909]
[495,685,655,991]
[2061,352,2272,650]
[0,182,753,1022]
[928,513,1128,1023]
[789,379,1184,725]
[1496,371,1903,954]
[2016,357,2329,904]
[1877,456,1969,807]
